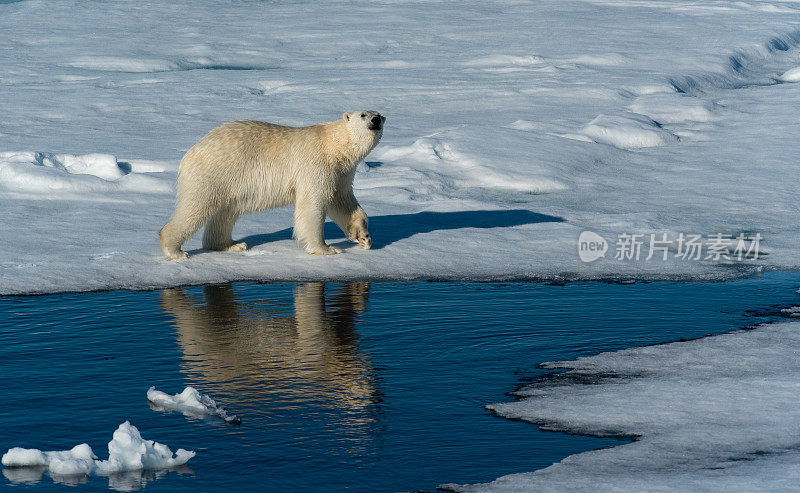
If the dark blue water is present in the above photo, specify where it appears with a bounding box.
[1,273,799,492]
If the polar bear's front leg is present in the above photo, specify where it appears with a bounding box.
[329,191,371,250]
[294,193,342,255]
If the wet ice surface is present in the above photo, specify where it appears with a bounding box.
[2,0,800,293]
[2,275,799,491]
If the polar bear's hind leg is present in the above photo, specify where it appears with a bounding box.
[159,202,210,260]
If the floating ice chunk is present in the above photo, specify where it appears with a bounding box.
[147,386,241,424]
[2,443,96,477]
[2,447,48,467]
[581,113,679,149]
[2,422,194,487]
[46,444,97,476]
[95,421,195,474]
[779,67,800,82]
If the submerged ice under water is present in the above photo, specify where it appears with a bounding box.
[1,274,799,492]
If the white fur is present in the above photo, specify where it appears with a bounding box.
[159,111,384,259]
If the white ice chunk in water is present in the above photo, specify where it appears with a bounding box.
[147,386,241,424]
[95,421,195,474]
[2,422,194,488]
[2,443,96,477]
[2,448,48,467]
[45,444,97,476]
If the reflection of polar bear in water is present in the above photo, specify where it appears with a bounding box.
[159,111,385,259]
[159,283,377,414]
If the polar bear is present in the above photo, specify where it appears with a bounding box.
[159,111,385,260]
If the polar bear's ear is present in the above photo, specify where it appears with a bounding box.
[343,112,351,121]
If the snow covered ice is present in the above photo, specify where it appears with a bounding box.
[1,0,800,293]
[148,386,241,424]
[2,422,194,490]
[442,320,800,492]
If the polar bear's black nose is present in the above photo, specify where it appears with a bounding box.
[369,115,382,130]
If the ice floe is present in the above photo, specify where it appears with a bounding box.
[444,320,800,492]
[95,422,195,474]
[148,386,241,424]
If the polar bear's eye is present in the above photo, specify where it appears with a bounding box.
[360,113,366,118]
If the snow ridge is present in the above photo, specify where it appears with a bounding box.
[669,30,800,94]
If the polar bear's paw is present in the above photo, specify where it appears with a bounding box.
[224,242,248,253]
[166,250,189,261]
[307,244,342,255]
[348,227,371,249]
[356,231,371,250]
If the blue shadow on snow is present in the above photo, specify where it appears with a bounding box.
[237,209,564,250]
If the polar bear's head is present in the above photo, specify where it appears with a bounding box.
[343,110,385,143]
